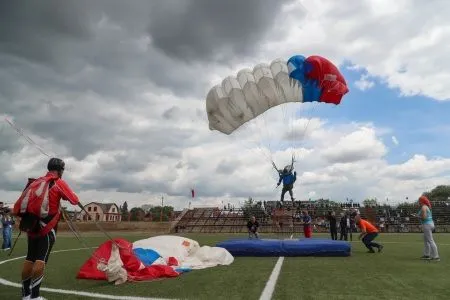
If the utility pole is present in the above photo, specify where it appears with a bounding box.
[160,195,164,222]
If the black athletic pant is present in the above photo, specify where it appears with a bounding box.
[330,226,337,240]
[280,184,294,201]
[362,232,381,251]
[340,228,348,241]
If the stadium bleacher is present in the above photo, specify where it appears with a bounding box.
[171,200,450,234]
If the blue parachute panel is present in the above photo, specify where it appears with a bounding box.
[133,248,161,266]
[287,55,322,102]
[216,238,351,257]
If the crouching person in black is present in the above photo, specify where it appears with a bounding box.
[247,216,260,239]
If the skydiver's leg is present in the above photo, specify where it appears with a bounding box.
[280,186,288,202]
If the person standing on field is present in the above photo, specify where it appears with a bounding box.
[302,210,312,238]
[415,196,440,261]
[328,211,337,240]
[13,158,80,300]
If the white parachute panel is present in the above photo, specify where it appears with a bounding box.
[206,58,303,135]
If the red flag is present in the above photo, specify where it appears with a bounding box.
[191,189,195,198]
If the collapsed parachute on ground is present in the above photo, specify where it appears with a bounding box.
[205,55,349,135]
[77,235,234,285]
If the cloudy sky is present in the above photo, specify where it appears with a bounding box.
[1,0,449,210]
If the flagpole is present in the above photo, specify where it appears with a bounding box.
[160,195,164,222]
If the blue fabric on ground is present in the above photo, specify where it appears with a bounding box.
[216,238,351,257]
[133,248,161,266]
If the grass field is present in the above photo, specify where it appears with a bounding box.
[0,232,449,300]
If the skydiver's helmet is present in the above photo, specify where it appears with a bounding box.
[47,157,65,177]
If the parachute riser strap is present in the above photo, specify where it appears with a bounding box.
[7,230,22,257]
[60,206,105,263]
[272,161,278,172]
[77,203,126,250]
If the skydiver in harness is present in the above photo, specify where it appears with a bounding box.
[276,164,297,205]
[13,158,80,300]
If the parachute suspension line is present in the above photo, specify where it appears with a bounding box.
[300,103,318,141]
[77,202,118,243]
[228,130,276,183]
[290,102,297,163]
[60,206,107,264]
[3,117,54,158]
[261,112,274,163]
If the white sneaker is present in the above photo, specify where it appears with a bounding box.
[22,296,30,300]
[31,297,47,300]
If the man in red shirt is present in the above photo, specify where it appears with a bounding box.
[355,215,384,253]
[20,158,79,300]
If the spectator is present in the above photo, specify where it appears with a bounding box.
[247,216,260,239]
[328,211,337,240]
[339,212,348,241]
[2,208,15,250]
[415,196,440,261]
[302,210,312,238]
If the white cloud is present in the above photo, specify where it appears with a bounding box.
[262,0,450,101]
[2,109,450,209]
[355,74,375,91]
[391,136,399,146]
[2,0,450,211]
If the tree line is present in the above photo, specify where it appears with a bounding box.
[119,201,175,221]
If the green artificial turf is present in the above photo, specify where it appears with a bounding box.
[0,232,449,300]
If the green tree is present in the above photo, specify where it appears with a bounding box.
[121,201,129,220]
[423,185,450,204]
[363,198,378,207]
[241,197,265,220]
[149,205,174,221]
[130,207,145,221]
[397,202,417,209]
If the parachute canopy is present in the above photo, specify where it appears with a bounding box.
[77,235,234,285]
[206,55,349,135]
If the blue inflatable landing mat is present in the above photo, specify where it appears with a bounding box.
[216,238,351,257]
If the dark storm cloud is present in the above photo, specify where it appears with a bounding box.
[0,121,24,153]
[147,0,293,62]
[0,0,292,194]
[216,159,239,175]
[97,152,148,173]
[162,106,182,120]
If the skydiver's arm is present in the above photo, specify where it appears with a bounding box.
[56,179,80,205]
[358,225,366,240]
[420,205,428,221]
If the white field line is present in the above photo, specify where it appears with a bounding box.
[259,257,284,300]
[0,247,178,300]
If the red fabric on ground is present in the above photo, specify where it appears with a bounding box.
[77,238,179,282]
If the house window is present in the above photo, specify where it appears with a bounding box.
[112,208,115,212]
[88,207,91,212]
[94,207,97,212]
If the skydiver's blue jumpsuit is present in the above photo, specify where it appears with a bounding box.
[277,171,296,202]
